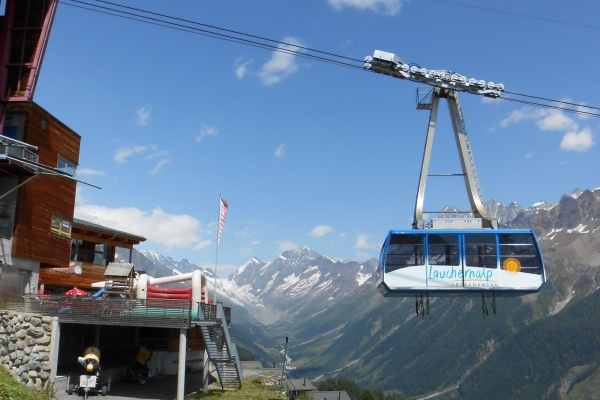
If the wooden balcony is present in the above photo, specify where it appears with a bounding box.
[39,262,107,290]
[5,294,232,329]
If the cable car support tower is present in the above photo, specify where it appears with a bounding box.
[364,51,502,230]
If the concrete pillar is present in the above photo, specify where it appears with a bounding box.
[48,317,60,383]
[177,328,187,400]
[202,349,209,394]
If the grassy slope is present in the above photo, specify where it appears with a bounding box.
[0,367,53,400]
[191,374,287,400]
[459,289,600,399]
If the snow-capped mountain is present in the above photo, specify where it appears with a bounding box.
[439,188,588,226]
[135,250,218,282]
[219,246,378,324]
[123,246,379,327]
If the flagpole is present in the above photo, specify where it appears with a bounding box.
[214,195,220,304]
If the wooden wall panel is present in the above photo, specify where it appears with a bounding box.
[39,262,106,289]
[11,102,81,268]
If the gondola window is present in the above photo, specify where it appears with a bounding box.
[428,234,460,266]
[499,234,543,275]
[465,234,497,268]
[385,234,424,273]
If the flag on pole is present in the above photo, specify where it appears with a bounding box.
[217,197,228,245]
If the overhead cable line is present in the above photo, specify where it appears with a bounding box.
[498,97,600,118]
[61,0,365,71]
[60,0,600,119]
[427,0,600,32]
[88,0,366,64]
[504,91,600,112]
[62,2,363,70]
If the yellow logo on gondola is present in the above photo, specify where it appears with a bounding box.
[503,258,521,273]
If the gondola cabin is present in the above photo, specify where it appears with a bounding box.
[378,229,545,297]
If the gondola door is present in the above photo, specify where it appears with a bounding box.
[426,233,463,288]
[462,233,499,289]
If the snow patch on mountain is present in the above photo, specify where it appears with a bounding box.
[261,271,279,295]
[289,271,322,297]
[568,224,589,234]
[277,273,300,292]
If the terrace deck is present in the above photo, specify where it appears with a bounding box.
[4,294,231,328]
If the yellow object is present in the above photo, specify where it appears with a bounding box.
[83,347,100,363]
[503,258,521,273]
[135,346,151,365]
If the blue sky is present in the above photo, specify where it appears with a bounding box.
[33,0,600,276]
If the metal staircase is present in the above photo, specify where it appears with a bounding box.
[198,303,242,390]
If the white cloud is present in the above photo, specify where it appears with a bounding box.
[560,126,596,152]
[235,58,253,79]
[149,159,170,175]
[501,106,596,152]
[75,186,90,206]
[338,233,346,238]
[354,234,377,249]
[197,262,239,278]
[75,204,210,250]
[501,107,578,131]
[77,168,106,177]
[113,146,147,163]
[195,124,218,142]
[259,37,304,86]
[525,152,534,159]
[251,240,261,245]
[274,144,285,158]
[481,96,500,105]
[279,241,299,251]
[327,0,404,15]
[145,149,170,160]
[500,109,534,128]
[536,111,577,132]
[309,225,333,237]
[560,161,569,166]
[137,106,151,126]
[193,240,212,250]
[355,251,371,261]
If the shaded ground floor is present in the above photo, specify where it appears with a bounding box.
[57,323,204,379]
[54,371,210,400]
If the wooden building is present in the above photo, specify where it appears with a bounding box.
[0,101,146,298]
[0,101,82,301]
[39,219,146,293]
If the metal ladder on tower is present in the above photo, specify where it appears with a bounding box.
[198,302,242,390]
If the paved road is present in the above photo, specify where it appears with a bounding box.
[54,372,207,400]
[416,385,460,400]
[54,368,282,399]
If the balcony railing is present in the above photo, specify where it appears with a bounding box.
[4,294,232,328]
[5,294,192,328]
[199,302,231,325]
[0,144,39,165]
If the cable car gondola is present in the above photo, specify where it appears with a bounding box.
[365,50,546,303]
[377,229,546,297]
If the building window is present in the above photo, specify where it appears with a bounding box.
[57,155,77,176]
[70,239,115,266]
[51,215,71,238]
